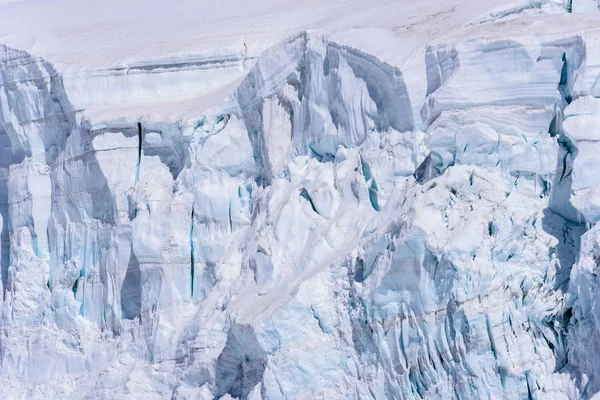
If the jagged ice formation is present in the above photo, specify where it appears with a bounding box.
[3,0,600,399]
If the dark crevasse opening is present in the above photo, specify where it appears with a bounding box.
[559,53,573,105]
[136,122,143,183]
[299,188,319,214]
[360,158,380,212]
[542,47,585,289]
[228,202,233,233]
[121,244,142,321]
[413,153,436,184]
[215,324,267,399]
[141,129,186,180]
[190,205,195,299]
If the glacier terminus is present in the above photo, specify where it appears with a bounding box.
[3,0,600,398]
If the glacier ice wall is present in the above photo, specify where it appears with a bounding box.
[1,17,600,400]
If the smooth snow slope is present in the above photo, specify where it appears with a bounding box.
[0,0,549,120]
[0,0,518,70]
[3,0,600,399]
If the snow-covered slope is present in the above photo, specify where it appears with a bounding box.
[2,0,600,399]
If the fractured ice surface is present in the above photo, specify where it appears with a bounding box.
[3,2,600,399]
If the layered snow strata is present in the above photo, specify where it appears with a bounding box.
[63,54,255,111]
[423,37,584,178]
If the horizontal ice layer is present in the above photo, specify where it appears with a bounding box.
[422,36,584,178]
[0,0,587,128]
[427,105,558,175]
[0,0,523,74]
[0,0,531,126]
[422,37,584,122]
[63,54,255,111]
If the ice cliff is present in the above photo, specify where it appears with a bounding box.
[3,1,600,399]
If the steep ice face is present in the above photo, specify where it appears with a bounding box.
[571,0,600,12]
[560,31,600,399]
[562,97,600,223]
[236,34,415,181]
[423,37,584,177]
[2,3,600,399]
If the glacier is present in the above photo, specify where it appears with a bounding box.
[2,0,600,399]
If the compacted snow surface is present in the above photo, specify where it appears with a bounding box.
[3,0,600,398]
